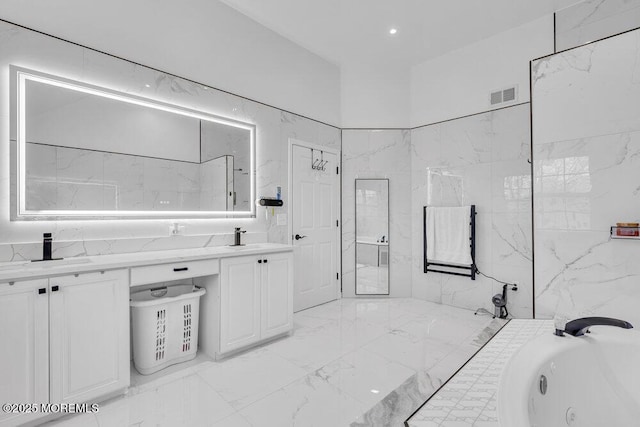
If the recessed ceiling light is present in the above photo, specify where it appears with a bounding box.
[144,84,151,88]
[389,28,397,35]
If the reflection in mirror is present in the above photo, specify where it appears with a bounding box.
[355,179,389,295]
[15,67,255,218]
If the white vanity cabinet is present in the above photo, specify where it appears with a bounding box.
[219,256,261,353]
[0,279,49,427]
[49,270,130,404]
[260,253,294,340]
[0,270,129,427]
[219,251,293,355]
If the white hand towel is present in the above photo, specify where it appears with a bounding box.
[426,206,473,265]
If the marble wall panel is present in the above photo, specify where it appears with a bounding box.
[556,0,640,51]
[532,27,640,326]
[410,104,533,318]
[342,130,412,297]
[534,27,640,144]
[0,20,340,261]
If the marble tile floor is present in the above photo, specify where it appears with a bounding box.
[47,298,505,427]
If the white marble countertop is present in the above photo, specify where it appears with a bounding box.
[0,243,293,282]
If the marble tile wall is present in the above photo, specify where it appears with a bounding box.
[531,27,640,325]
[556,0,640,52]
[342,130,412,297]
[0,20,340,261]
[410,104,533,318]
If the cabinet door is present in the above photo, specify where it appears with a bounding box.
[49,270,129,404]
[219,256,261,354]
[261,252,294,340]
[0,279,48,427]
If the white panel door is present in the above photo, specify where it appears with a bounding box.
[291,143,339,311]
[49,270,129,404]
[0,279,48,427]
[220,256,261,353]
[260,252,293,340]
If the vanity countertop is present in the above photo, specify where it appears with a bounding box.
[0,243,293,282]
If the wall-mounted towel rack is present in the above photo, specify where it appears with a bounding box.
[423,205,476,280]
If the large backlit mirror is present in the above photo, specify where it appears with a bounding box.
[12,66,255,219]
[355,179,389,295]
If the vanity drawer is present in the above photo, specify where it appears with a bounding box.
[130,259,219,286]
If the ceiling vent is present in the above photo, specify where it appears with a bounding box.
[490,85,518,106]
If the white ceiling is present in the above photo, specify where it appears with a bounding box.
[219,0,579,67]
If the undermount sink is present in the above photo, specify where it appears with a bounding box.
[0,258,94,271]
[35,257,93,267]
[227,244,266,250]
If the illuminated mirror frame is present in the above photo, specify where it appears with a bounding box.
[12,66,256,220]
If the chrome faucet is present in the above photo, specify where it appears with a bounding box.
[554,316,633,337]
[233,227,246,246]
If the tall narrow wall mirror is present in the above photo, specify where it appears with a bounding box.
[355,179,389,295]
[12,66,255,219]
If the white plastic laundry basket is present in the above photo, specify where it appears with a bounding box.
[130,284,206,375]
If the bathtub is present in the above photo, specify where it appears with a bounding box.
[498,326,640,427]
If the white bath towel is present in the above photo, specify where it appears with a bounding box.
[425,206,473,265]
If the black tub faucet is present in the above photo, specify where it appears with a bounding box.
[555,316,633,337]
[233,227,246,246]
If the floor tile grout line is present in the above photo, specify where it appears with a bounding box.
[472,389,499,425]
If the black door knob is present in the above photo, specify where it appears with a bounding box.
[294,234,307,240]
